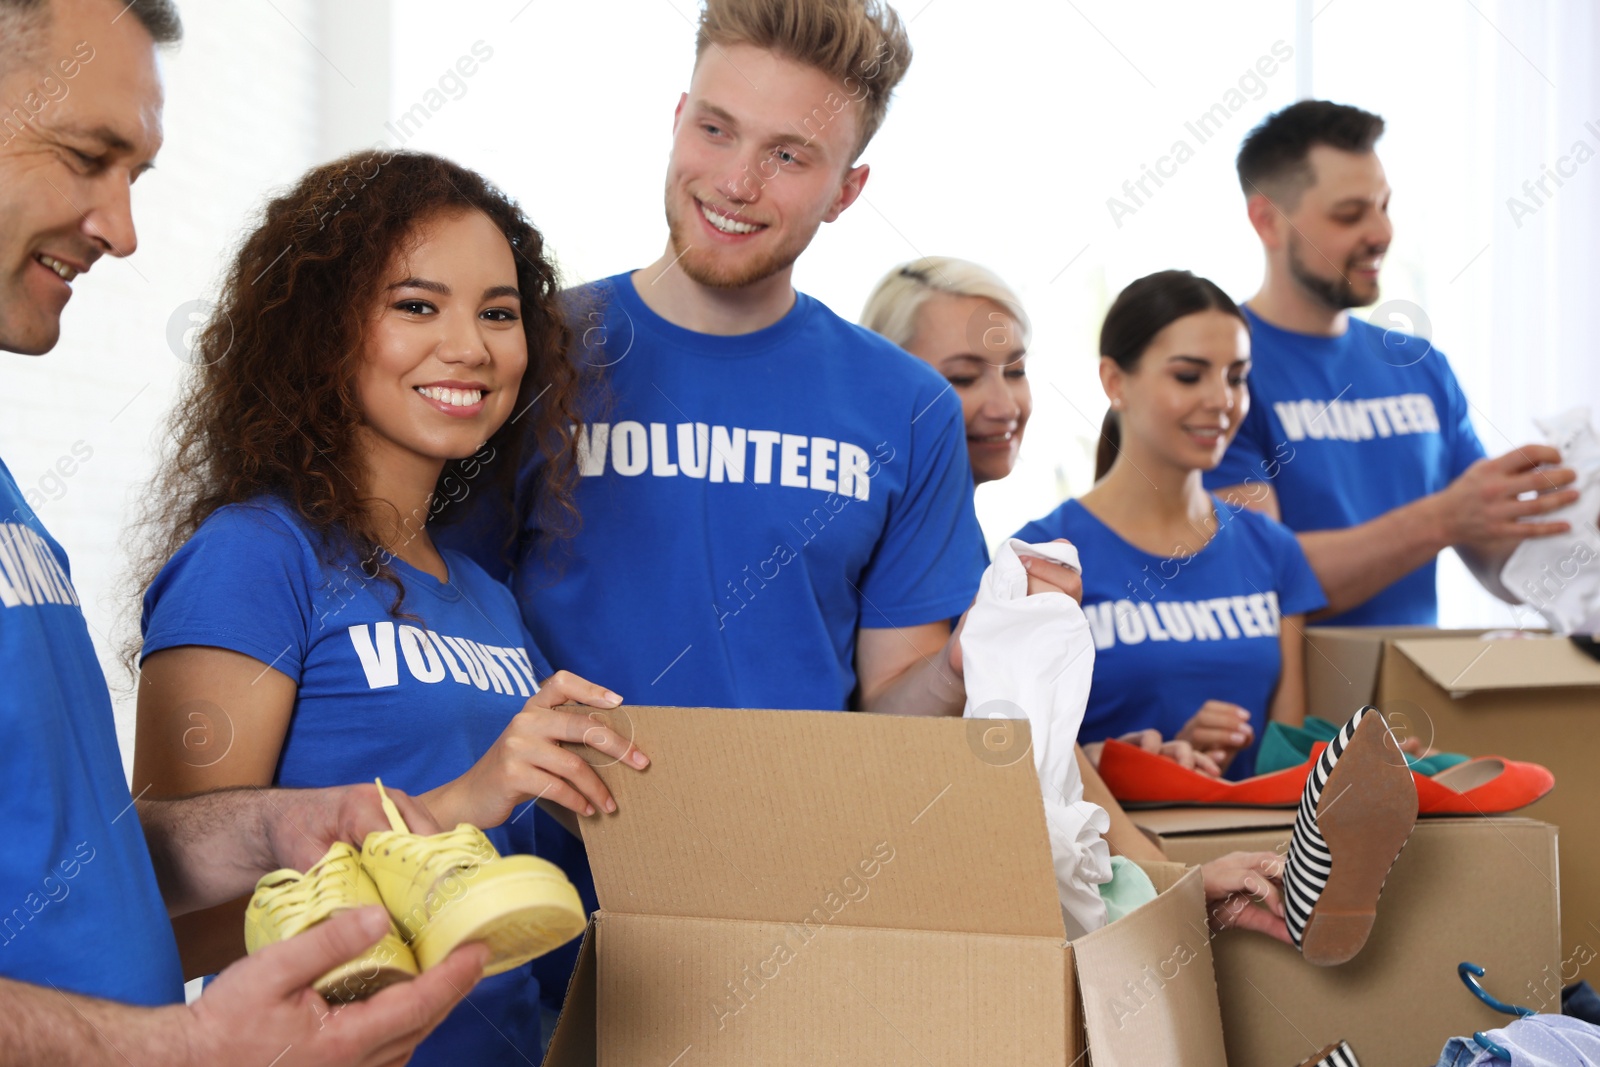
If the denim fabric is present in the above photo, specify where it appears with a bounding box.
[1435,1015,1600,1066]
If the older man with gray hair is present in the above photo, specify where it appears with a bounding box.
[0,1,486,1061]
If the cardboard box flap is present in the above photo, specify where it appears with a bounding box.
[1073,866,1227,1066]
[1130,807,1299,838]
[539,925,596,1067]
[1301,625,1484,716]
[1130,860,1191,894]
[577,706,1065,938]
[1393,635,1600,693]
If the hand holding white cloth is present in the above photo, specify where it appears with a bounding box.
[1501,407,1600,634]
[961,538,1113,938]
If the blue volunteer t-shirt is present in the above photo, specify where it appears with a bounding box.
[0,457,183,1005]
[1015,497,1327,778]
[1203,306,1486,625]
[437,272,985,710]
[141,497,559,1063]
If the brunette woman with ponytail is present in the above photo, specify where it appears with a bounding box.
[1016,270,1327,779]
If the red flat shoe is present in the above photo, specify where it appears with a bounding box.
[1414,756,1555,816]
[1096,737,1316,808]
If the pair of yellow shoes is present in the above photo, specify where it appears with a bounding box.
[243,780,587,1002]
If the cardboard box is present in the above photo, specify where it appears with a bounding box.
[541,706,1229,1066]
[1141,813,1560,1067]
[1306,626,1600,977]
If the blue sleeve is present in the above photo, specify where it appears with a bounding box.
[140,506,317,679]
[1204,381,1271,490]
[858,387,985,628]
[1437,354,1487,481]
[1259,513,1326,617]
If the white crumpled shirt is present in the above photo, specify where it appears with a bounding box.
[960,538,1113,938]
[1501,407,1600,635]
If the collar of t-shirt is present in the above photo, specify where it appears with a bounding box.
[602,270,816,358]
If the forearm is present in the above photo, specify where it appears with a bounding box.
[1268,619,1307,729]
[1299,494,1448,617]
[418,781,467,830]
[139,788,278,917]
[172,897,251,981]
[0,977,191,1065]
[1454,539,1521,603]
[856,646,964,716]
[1267,686,1306,729]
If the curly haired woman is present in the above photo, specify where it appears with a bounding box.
[128,150,645,1062]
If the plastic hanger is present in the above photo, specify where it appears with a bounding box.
[1459,961,1536,1060]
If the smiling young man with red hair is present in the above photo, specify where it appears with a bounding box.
[446,0,1079,716]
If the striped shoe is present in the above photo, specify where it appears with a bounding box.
[1282,706,1418,966]
[1296,1040,1361,1066]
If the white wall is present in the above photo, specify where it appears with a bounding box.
[0,0,330,770]
[2,0,1596,781]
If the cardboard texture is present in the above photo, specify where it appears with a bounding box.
[1306,626,1600,980]
[541,706,1228,1066]
[1148,817,1560,1067]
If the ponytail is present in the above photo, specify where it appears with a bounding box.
[1095,408,1120,482]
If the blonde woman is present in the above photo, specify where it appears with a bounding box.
[862,257,1032,486]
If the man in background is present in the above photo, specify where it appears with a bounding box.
[1208,100,1581,624]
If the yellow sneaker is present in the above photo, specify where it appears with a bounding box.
[362,779,587,977]
[243,841,418,1002]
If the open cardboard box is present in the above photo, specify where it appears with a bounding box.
[541,706,1228,1066]
[1134,811,1561,1066]
[1306,626,1600,979]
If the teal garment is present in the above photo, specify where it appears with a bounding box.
[1256,716,1470,776]
[1097,856,1160,924]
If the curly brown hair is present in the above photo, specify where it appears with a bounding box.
[125,150,580,670]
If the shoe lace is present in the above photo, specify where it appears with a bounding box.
[255,848,362,927]
[371,777,498,872]
[377,825,498,873]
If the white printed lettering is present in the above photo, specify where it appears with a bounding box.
[779,434,808,488]
[397,624,444,683]
[710,426,747,483]
[649,423,678,477]
[611,421,648,476]
[348,622,399,688]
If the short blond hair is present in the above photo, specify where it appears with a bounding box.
[695,0,913,159]
[861,256,1033,351]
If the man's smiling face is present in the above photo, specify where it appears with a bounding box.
[0,0,165,355]
[662,42,868,291]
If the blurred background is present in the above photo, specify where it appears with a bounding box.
[3,0,1596,767]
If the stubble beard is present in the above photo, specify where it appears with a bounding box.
[664,191,806,291]
[1287,234,1380,311]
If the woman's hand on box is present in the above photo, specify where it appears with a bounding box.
[422,671,648,830]
[1201,851,1292,945]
